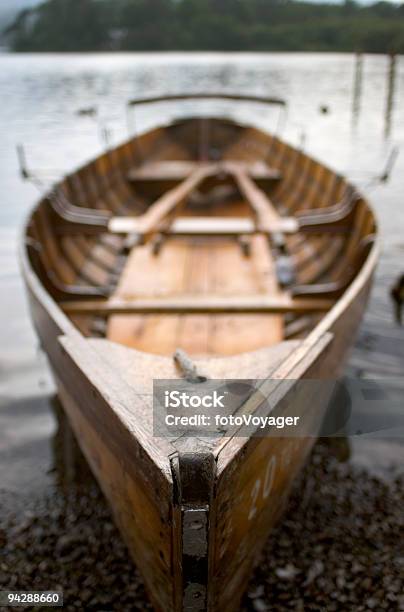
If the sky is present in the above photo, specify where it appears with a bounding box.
[1,0,43,9]
[0,0,42,21]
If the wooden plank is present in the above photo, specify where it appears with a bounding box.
[169,216,256,236]
[114,242,189,299]
[128,160,281,183]
[175,243,212,356]
[165,216,297,236]
[128,160,196,182]
[106,234,288,356]
[61,294,335,315]
[106,241,189,353]
[109,214,297,236]
[207,235,285,353]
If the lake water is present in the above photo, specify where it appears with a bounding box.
[0,52,404,508]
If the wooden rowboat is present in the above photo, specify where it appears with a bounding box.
[21,94,378,611]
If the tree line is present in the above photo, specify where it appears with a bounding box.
[5,0,404,53]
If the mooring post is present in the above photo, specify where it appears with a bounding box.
[16,143,30,179]
[385,52,397,138]
[352,52,363,127]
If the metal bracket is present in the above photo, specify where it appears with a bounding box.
[170,452,216,612]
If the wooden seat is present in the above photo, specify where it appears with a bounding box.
[61,294,335,316]
[109,215,298,237]
[168,216,256,236]
[128,160,281,184]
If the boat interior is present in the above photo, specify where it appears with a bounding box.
[26,110,376,366]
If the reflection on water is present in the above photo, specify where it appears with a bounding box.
[0,393,94,517]
[0,52,403,508]
[351,52,400,141]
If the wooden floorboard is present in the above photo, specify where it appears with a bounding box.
[103,232,290,355]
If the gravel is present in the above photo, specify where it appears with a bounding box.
[1,441,403,611]
[242,442,404,611]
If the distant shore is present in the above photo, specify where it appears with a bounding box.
[5,0,404,54]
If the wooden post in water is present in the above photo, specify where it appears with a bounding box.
[16,144,30,179]
[352,52,363,128]
[385,53,397,139]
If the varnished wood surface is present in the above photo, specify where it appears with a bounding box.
[21,113,378,612]
[62,294,334,315]
[106,234,285,355]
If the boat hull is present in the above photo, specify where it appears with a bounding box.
[20,110,379,611]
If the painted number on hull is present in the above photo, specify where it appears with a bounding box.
[248,456,277,521]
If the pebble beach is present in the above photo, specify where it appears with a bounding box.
[1,436,403,611]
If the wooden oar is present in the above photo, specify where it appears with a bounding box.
[230,165,289,232]
[109,164,217,237]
